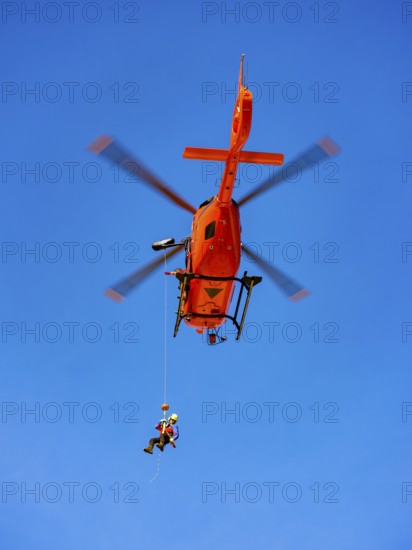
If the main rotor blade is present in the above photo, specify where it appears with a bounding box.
[88,135,196,214]
[242,244,309,301]
[105,245,184,302]
[238,136,340,207]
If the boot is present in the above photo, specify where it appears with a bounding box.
[155,443,164,452]
[143,446,153,454]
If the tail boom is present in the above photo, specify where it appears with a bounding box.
[183,55,284,204]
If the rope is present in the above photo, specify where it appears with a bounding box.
[148,453,162,483]
[147,256,169,483]
[163,251,167,404]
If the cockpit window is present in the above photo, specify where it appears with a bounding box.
[205,221,216,240]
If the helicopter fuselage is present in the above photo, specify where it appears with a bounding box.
[180,197,241,332]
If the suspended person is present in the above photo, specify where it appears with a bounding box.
[143,414,179,454]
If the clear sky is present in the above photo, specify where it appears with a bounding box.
[1,1,412,548]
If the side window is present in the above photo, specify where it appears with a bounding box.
[205,221,216,240]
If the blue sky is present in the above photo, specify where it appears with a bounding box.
[1,1,412,548]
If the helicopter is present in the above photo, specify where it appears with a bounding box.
[88,55,339,345]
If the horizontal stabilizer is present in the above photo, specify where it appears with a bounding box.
[240,150,284,165]
[183,147,284,165]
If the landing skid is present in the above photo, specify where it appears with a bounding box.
[173,271,262,342]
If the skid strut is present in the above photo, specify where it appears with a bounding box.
[172,271,262,341]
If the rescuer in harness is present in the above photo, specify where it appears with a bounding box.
[143,414,179,454]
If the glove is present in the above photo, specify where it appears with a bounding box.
[169,437,174,443]
[159,419,167,424]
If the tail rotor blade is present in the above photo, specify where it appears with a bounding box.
[88,135,196,214]
[238,136,340,207]
[242,243,309,301]
[106,245,184,301]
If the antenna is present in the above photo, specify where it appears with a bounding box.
[239,54,246,91]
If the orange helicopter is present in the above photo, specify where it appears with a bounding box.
[88,55,339,345]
